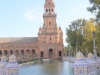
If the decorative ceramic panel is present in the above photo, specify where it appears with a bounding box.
[78,68,84,75]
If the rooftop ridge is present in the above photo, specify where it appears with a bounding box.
[0,37,38,38]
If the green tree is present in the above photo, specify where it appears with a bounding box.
[66,19,85,52]
[64,46,68,56]
[87,0,100,21]
[87,0,100,56]
[66,18,96,55]
[96,23,100,55]
[82,18,96,52]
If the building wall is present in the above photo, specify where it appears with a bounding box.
[38,44,64,58]
[0,42,63,59]
[0,42,38,60]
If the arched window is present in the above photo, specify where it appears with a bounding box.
[32,49,35,54]
[50,38,51,40]
[21,50,24,55]
[4,50,8,55]
[10,50,13,55]
[46,9,48,12]
[49,22,51,25]
[49,9,50,12]
[0,50,2,56]
[52,9,53,12]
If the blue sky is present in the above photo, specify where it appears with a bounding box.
[0,0,94,46]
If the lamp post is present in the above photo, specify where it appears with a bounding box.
[74,52,75,57]
[76,42,78,54]
[92,31,97,60]
[86,48,88,58]
[68,47,70,60]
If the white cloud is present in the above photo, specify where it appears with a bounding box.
[24,7,43,22]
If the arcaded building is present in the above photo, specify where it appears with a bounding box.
[0,0,64,60]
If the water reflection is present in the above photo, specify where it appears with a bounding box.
[20,59,74,75]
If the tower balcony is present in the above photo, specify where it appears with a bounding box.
[43,13,57,17]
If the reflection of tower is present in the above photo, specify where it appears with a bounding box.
[38,0,63,58]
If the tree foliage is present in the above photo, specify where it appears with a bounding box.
[66,18,97,55]
[96,23,100,55]
[86,0,100,56]
[87,0,100,21]
[66,19,85,50]
[65,0,100,56]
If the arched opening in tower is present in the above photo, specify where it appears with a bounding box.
[41,52,43,58]
[49,49,53,58]
[46,9,48,12]
[59,51,62,57]
[49,9,50,12]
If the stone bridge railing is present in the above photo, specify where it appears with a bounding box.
[63,56,100,75]
[63,56,100,63]
[63,57,75,62]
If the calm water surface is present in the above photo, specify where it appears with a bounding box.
[20,59,74,75]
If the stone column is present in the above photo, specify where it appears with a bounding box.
[2,50,4,56]
[24,50,26,59]
[36,51,40,58]
[44,48,48,58]
[30,50,33,58]
[13,50,15,55]
[55,48,58,58]
[84,67,88,75]
[74,67,77,75]
[7,50,10,57]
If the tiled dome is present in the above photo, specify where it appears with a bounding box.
[76,51,84,60]
[88,53,94,58]
[87,53,95,62]
[9,54,17,62]
[1,56,7,62]
[73,51,89,67]
[0,56,7,66]
[6,54,19,69]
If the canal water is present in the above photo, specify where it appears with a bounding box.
[20,59,74,75]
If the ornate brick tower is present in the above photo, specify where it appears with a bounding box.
[38,0,64,59]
